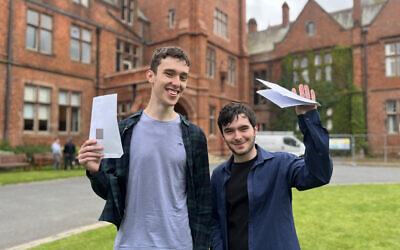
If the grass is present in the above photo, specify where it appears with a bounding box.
[0,165,86,186]
[29,183,400,250]
[294,184,400,250]
[31,224,116,250]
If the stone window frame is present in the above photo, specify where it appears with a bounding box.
[117,102,132,122]
[306,21,315,36]
[58,90,81,133]
[214,8,228,38]
[386,99,399,134]
[121,0,134,24]
[26,9,53,54]
[227,57,236,85]
[301,57,309,83]
[206,47,216,78]
[70,25,92,64]
[168,9,175,28]
[324,52,332,82]
[253,70,267,106]
[116,39,140,71]
[72,0,89,7]
[23,84,52,132]
[385,42,400,77]
[209,106,216,135]
[326,107,333,131]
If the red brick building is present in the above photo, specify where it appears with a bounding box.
[248,0,400,155]
[1,0,248,155]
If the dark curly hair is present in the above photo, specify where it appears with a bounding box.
[217,102,257,135]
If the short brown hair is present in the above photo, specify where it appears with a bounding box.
[150,46,190,74]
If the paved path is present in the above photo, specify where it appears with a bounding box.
[2,163,400,249]
[0,177,104,249]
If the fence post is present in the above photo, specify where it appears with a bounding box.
[384,134,387,163]
[351,135,356,165]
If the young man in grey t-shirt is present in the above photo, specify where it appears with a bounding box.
[78,47,211,250]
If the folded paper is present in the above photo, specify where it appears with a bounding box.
[256,79,321,108]
[89,94,123,158]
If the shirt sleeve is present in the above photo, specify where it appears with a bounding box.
[289,109,333,190]
[191,131,213,250]
[210,170,224,250]
[86,160,112,200]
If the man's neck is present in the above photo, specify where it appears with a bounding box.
[233,147,258,163]
[144,101,178,121]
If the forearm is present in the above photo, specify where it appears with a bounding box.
[87,162,110,200]
[295,109,333,188]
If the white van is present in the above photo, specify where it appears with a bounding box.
[255,131,305,157]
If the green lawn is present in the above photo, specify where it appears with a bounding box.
[0,165,86,185]
[30,184,400,250]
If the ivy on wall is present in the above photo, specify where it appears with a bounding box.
[269,46,367,151]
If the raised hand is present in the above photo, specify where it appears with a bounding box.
[77,139,104,174]
[291,84,317,115]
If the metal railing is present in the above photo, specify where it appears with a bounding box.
[330,134,400,164]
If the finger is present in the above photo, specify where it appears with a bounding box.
[291,88,297,94]
[78,151,103,159]
[298,84,304,97]
[81,139,97,148]
[79,157,102,164]
[310,89,316,102]
[304,85,311,99]
[79,145,103,154]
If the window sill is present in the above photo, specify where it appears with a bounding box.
[25,48,56,57]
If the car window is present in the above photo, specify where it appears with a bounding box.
[283,137,299,147]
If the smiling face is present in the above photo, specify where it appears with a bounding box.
[146,56,189,108]
[222,113,258,162]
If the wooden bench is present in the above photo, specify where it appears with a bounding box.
[33,153,54,170]
[0,154,31,171]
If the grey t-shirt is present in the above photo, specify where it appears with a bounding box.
[114,111,192,250]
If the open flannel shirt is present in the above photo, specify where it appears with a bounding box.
[87,110,212,250]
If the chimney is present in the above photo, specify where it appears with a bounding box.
[282,2,289,27]
[353,0,362,27]
[248,18,257,33]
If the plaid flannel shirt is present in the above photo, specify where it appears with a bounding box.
[87,110,212,250]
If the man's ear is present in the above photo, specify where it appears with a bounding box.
[146,69,154,84]
[254,125,258,135]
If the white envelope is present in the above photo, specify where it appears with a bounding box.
[89,94,123,158]
[256,79,321,108]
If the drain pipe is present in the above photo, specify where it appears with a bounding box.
[95,27,101,96]
[4,0,14,141]
[362,28,368,135]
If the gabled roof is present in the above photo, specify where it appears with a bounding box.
[248,1,387,55]
[247,24,290,55]
[137,8,150,23]
[331,2,386,29]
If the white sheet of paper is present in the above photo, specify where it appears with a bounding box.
[256,79,321,108]
[89,94,123,158]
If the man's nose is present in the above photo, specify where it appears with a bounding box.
[171,76,181,87]
[233,131,242,140]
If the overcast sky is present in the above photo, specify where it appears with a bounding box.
[247,0,354,30]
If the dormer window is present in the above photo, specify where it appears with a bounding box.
[73,0,88,7]
[306,21,315,36]
[168,9,175,28]
[122,0,134,24]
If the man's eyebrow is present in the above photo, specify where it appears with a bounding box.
[163,69,176,73]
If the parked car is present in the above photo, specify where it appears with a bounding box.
[255,131,305,157]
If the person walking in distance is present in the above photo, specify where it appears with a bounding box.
[51,138,61,170]
[63,139,76,170]
[77,47,212,250]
